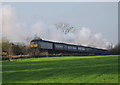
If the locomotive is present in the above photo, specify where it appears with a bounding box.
[30,39,107,56]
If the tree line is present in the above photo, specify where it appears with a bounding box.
[2,38,31,57]
[107,43,120,55]
[1,39,120,58]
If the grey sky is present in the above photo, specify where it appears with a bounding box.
[3,2,118,45]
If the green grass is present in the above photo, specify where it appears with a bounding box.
[2,55,119,83]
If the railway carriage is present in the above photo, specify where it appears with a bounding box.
[30,39,107,55]
[67,45,77,52]
[54,43,64,50]
[39,41,53,50]
[63,44,68,51]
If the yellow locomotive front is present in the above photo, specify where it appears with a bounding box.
[30,41,39,48]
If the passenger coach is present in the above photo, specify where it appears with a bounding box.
[30,39,107,55]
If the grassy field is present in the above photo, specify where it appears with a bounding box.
[2,55,119,83]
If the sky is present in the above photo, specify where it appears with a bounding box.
[1,2,118,49]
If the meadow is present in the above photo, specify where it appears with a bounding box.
[2,55,119,83]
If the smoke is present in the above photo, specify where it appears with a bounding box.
[1,5,110,49]
[2,5,29,43]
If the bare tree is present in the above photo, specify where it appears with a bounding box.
[34,34,42,40]
[26,37,33,44]
[108,42,120,55]
[107,43,113,50]
[55,22,75,34]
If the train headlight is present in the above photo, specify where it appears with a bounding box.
[33,44,38,47]
[30,44,38,47]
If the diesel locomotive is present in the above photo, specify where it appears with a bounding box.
[30,39,107,56]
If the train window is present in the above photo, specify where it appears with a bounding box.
[78,47,82,50]
[73,47,77,50]
[78,47,85,51]
[86,48,89,51]
[82,48,85,51]
[31,41,37,44]
[68,46,73,49]
[55,44,63,48]
[89,48,91,51]
[40,41,53,49]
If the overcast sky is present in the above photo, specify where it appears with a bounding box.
[2,2,118,46]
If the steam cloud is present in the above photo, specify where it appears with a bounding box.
[1,5,110,49]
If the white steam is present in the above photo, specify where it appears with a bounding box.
[2,5,29,42]
[1,5,110,49]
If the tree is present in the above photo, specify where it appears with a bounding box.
[2,41,10,52]
[113,43,120,54]
[2,37,10,56]
[55,22,75,34]
[2,37,30,56]
[11,43,30,55]
[108,42,120,55]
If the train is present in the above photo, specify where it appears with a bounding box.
[30,39,108,56]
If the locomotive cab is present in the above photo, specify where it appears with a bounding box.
[30,40,39,48]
